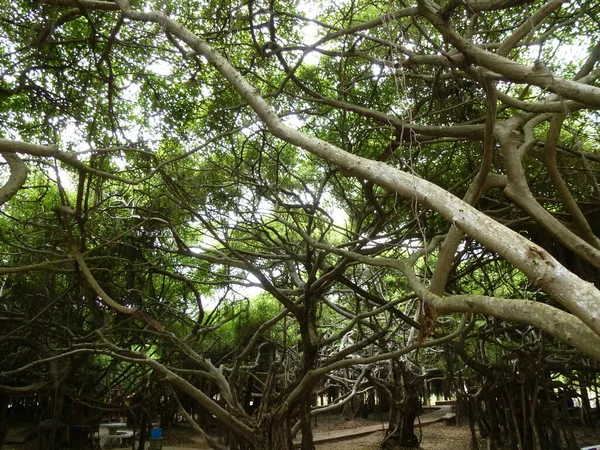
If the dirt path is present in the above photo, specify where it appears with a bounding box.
[316,422,472,450]
[295,405,454,446]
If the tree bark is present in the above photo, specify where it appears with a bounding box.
[376,361,420,449]
[298,315,318,450]
[254,414,294,450]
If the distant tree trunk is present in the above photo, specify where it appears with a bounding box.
[373,360,420,450]
[42,388,66,450]
[341,396,360,419]
[580,382,593,427]
[243,362,295,450]
[377,386,390,414]
[299,394,314,450]
[0,394,7,449]
[365,391,376,417]
[297,343,317,449]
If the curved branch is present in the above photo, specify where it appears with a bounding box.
[497,120,600,266]
[41,0,119,10]
[99,340,256,444]
[466,0,534,11]
[173,390,228,450]
[0,152,28,207]
[497,0,564,57]
[433,295,600,361]
[71,243,166,332]
[0,382,50,395]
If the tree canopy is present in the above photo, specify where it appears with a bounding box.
[1,0,600,448]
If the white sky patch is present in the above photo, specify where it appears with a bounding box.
[329,205,347,227]
[60,121,94,159]
[301,23,322,66]
[148,60,173,77]
[297,0,323,65]
[55,167,76,192]
[2,74,17,84]
[372,64,384,77]
[241,273,264,298]
[199,272,265,311]
[283,114,304,129]
[256,196,274,216]
[121,81,142,102]
[553,42,589,68]
[241,122,262,137]
[114,156,128,170]
[523,39,590,71]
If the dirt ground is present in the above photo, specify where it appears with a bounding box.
[2,418,472,450]
[315,422,472,450]
[159,417,600,450]
[5,417,600,449]
[155,418,473,450]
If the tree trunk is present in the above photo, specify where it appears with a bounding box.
[248,362,295,450]
[299,394,314,450]
[253,414,294,450]
[382,395,420,449]
[580,383,593,427]
[297,300,319,450]
[379,361,420,450]
[341,396,360,419]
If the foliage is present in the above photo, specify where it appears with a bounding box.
[2,0,600,449]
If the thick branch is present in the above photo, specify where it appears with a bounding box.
[0,153,28,207]
[434,295,600,361]
[418,0,600,106]
[497,0,564,57]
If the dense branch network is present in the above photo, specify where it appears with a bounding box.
[1,0,600,449]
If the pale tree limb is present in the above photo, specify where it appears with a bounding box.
[0,129,241,187]
[497,119,600,267]
[0,349,98,377]
[466,0,535,12]
[496,0,564,57]
[417,0,600,106]
[0,259,74,275]
[41,0,119,10]
[0,153,27,207]
[432,295,600,361]
[0,382,50,395]
[288,233,600,360]
[283,315,468,408]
